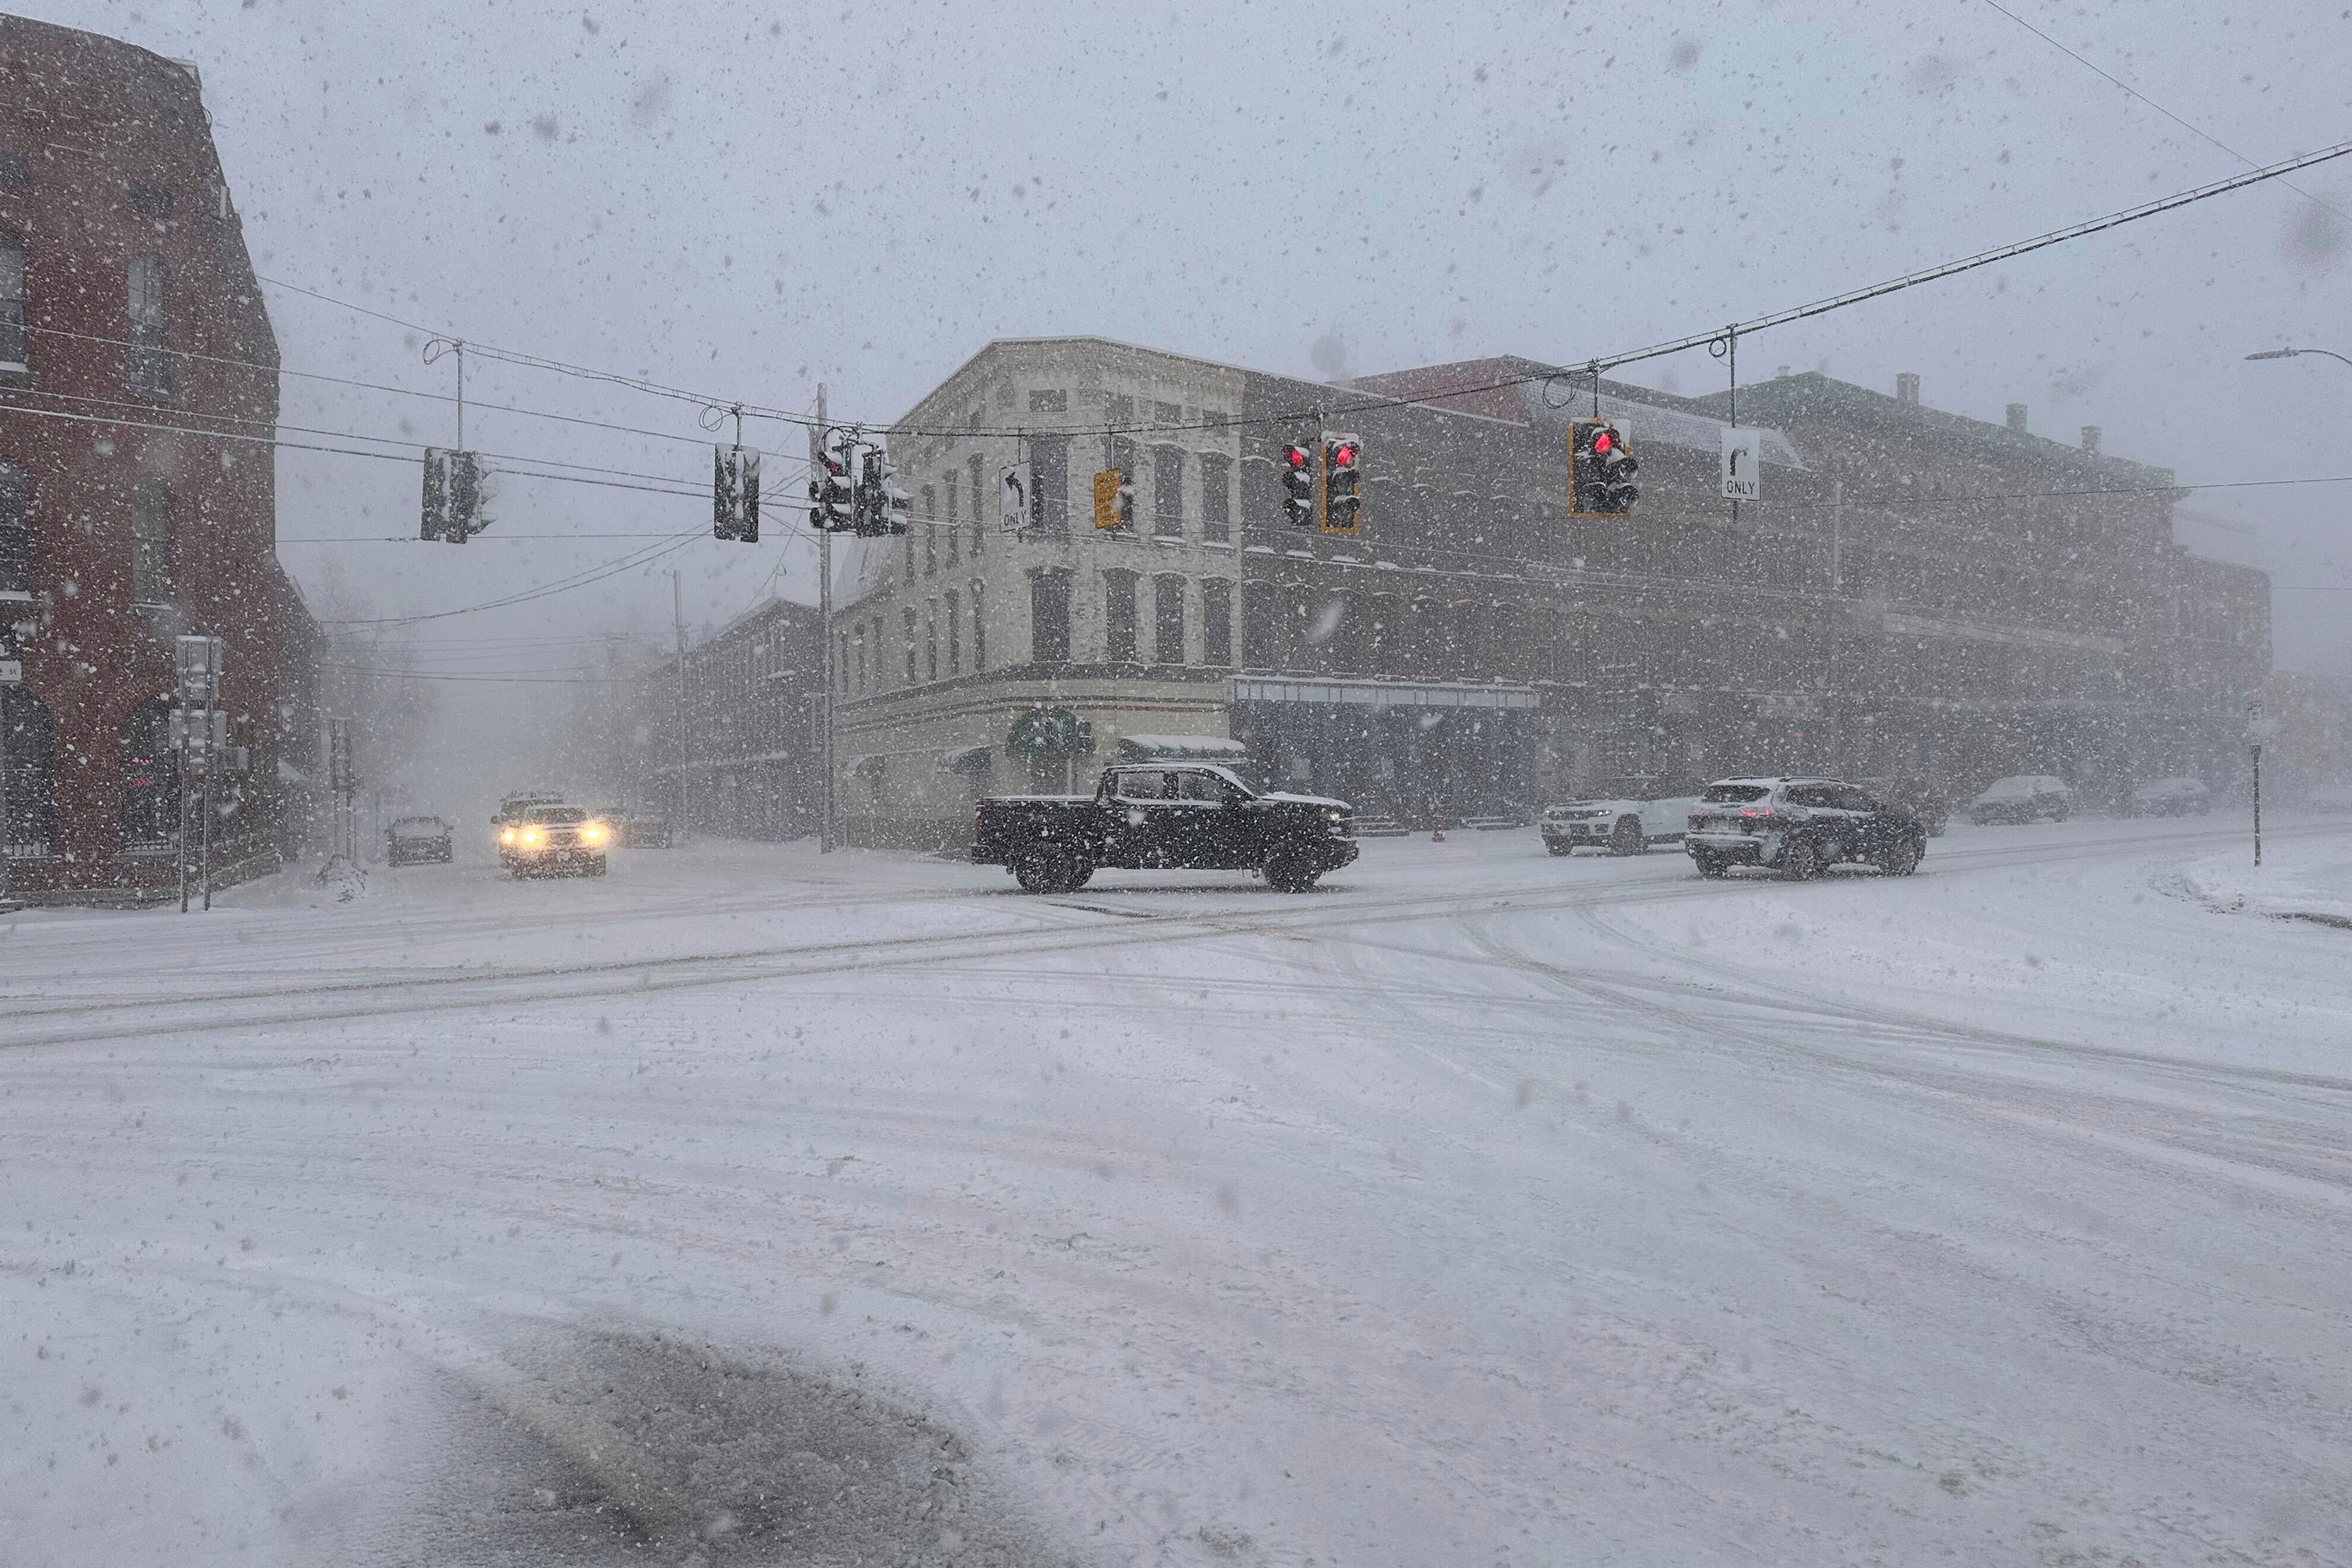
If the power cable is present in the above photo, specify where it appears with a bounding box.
[1976,0,2352,226]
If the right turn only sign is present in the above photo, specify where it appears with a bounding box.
[1720,426,1762,500]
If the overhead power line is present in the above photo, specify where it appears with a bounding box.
[1976,0,2351,226]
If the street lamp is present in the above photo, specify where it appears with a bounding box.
[2246,346,2352,368]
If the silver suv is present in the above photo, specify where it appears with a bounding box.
[1683,777,1927,880]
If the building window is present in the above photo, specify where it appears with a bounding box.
[1199,452,1231,542]
[943,474,960,564]
[967,455,985,557]
[1029,568,1071,666]
[925,601,938,682]
[1153,446,1185,535]
[128,181,174,220]
[130,478,172,604]
[127,255,173,401]
[0,687,56,858]
[1109,394,1134,427]
[0,234,25,372]
[970,579,986,672]
[118,698,178,851]
[1154,575,1185,666]
[902,521,916,581]
[0,462,27,593]
[1103,569,1139,662]
[921,485,937,573]
[903,607,919,684]
[0,154,28,195]
[1153,400,1182,426]
[945,589,960,674]
[1028,388,1068,414]
[854,624,868,692]
[1202,578,1234,667]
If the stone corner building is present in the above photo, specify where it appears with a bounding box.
[0,16,320,900]
[830,337,2267,848]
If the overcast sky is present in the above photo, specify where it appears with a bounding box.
[19,0,2352,766]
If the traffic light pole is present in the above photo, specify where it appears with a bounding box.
[816,383,836,854]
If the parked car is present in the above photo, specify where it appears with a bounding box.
[384,815,454,866]
[1852,775,1951,837]
[2126,777,2211,817]
[974,763,1358,893]
[1538,776,1707,857]
[495,803,612,878]
[1683,778,1927,880]
[595,805,673,848]
[1967,774,2074,825]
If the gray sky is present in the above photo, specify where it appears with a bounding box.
[22,0,2352,713]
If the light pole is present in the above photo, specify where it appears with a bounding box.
[2247,345,2352,369]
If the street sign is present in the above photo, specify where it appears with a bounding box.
[0,659,19,685]
[1720,426,1762,501]
[998,463,1033,533]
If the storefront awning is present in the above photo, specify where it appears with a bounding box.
[1117,734,1250,761]
[1232,677,1540,710]
[940,745,993,775]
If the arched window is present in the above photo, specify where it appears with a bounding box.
[1,686,56,858]
[120,697,179,851]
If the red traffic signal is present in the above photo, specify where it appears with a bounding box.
[1328,440,1359,470]
[1283,443,1312,469]
[1592,430,1613,456]
[1280,441,1316,524]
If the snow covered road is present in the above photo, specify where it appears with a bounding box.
[4,815,2348,1565]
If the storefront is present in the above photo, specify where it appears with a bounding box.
[1229,677,1540,825]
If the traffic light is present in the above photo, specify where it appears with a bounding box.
[1569,419,1639,517]
[1280,442,1316,526]
[1092,467,1134,531]
[808,436,852,532]
[713,444,760,543]
[1321,432,1363,535]
[855,448,912,536]
[421,448,487,541]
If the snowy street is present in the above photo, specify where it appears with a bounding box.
[5,815,2349,1566]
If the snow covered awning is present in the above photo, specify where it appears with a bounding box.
[1117,735,1250,761]
[939,745,992,775]
[1232,677,1540,710]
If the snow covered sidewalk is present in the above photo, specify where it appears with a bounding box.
[2175,834,2352,929]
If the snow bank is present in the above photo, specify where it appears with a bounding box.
[2174,840,2352,929]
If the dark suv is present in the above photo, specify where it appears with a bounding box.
[1683,778,1927,880]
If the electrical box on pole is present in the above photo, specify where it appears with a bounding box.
[713,445,761,542]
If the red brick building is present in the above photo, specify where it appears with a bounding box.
[0,15,318,901]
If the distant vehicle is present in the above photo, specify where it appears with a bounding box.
[384,815,454,866]
[1684,778,1926,880]
[495,790,565,825]
[597,805,673,848]
[1968,775,2074,825]
[1538,776,1706,856]
[495,803,611,878]
[1852,775,1951,837]
[973,763,1358,893]
[2127,777,2211,818]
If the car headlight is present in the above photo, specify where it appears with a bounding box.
[499,827,516,846]
[521,828,543,848]
[580,822,609,846]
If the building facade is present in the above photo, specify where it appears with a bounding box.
[0,16,318,900]
[818,336,2265,847]
[614,596,826,841]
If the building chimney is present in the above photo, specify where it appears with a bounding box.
[1775,365,1791,379]
[2080,424,2101,454]
[1895,372,1920,408]
[2005,402,2028,434]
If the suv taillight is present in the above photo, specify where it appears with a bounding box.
[1738,806,1777,825]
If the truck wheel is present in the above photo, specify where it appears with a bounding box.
[1778,837,1823,881]
[1608,816,1646,856]
[1014,847,1076,894]
[1263,849,1321,893]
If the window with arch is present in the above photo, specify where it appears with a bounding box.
[130,478,172,605]
[0,232,26,372]
[127,255,174,401]
[0,461,27,593]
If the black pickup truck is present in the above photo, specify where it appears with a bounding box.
[974,763,1359,893]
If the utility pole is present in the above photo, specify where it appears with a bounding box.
[673,568,691,844]
[1826,477,1843,773]
[817,382,836,853]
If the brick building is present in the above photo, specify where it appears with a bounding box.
[812,336,2267,847]
[0,16,318,900]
